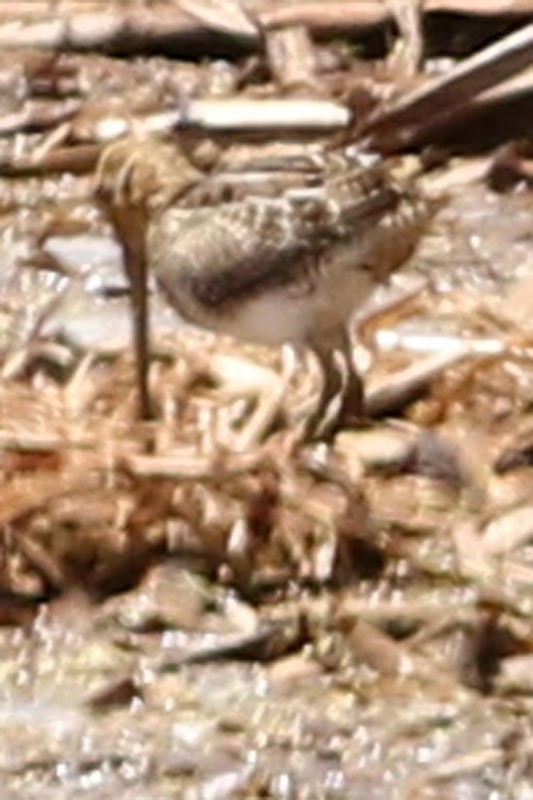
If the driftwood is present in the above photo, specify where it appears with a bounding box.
[265,26,318,89]
[258,0,533,30]
[0,13,531,169]
[0,144,101,176]
[91,99,351,139]
[2,29,533,170]
[0,1,531,54]
[0,4,258,52]
[358,22,533,151]
[0,98,350,176]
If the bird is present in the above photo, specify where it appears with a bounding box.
[96,136,436,439]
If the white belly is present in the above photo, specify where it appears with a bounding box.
[202,260,376,346]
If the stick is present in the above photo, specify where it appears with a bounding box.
[91,99,351,142]
[0,1,531,53]
[258,0,533,30]
[0,6,258,52]
[358,22,533,151]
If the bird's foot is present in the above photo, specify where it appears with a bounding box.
[302,344,366,443]
[303,402,366,443]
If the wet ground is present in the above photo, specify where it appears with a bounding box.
[1,42,533,800]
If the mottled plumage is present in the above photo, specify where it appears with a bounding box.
[149,171,427,338]
[96,137,436,438]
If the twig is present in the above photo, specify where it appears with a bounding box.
[408,69,533,147]
[0,99,81,138]
[258,0,533,31]
[0,99,350,177]
[0,6,258,52]
[365,348,475,417]
[265,26,318,89]
[124,449,264,479]
[0,143,101,176]
[91,99,351,142]
[359,22,533,151]
[385,0,424,79]
[0,1,530,54]
[180,0,257,38]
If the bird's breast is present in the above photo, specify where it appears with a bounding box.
[149,220,376,346]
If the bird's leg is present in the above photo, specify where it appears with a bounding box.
[303,345,343,441]
[304,328,365,441]
[336,326,365,429]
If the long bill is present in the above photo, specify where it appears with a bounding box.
[96,185,153,421]
[122,232,152,421]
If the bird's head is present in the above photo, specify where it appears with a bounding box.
[95,134,204,217]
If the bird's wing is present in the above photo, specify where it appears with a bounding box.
[147,168,411,303]
[147,198,323,310]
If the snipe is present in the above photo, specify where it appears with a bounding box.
[96,137,436,439]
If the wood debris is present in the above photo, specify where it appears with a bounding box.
[0,7,532,798]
